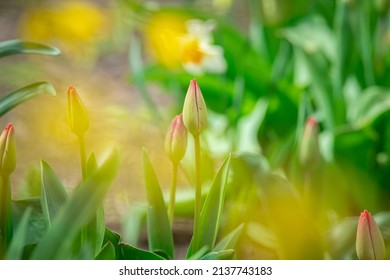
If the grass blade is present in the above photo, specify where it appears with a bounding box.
[199,249,235,260]
[187,154,231,258]
[0,82,56,117]
[142,149,174,259]
[31,150,119,259]
[0,40,60,58]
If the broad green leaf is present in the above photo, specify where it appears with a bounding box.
[40,160,68,229]
[31,150,120,259]
[0,82,56,117]
[94,241,115,260]
[103,228,122,259]
[199,249,235,260]
[12,198,46,244]
[142,149,174,259]
[187,154,231,258]
[6,208,32,260]
[0,40,60,58]
[214,224,244,251]
[122,203,146,245]
[120,243,165,260]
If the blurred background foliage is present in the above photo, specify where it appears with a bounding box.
[2,0,390,259]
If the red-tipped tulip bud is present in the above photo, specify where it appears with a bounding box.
[165,114,188,164]
[66,86,89,137]
[182,79,208,136]
[0,123,16,177]
[299,116,321,167]
[356,210,385,260]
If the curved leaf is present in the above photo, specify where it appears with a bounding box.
[142,149,174,259]
[120,243,165,260]
[94,241,115,260]
[32,150,120,259]
[0,82,56,117]
[187,154,231,258]
[214,224,244,251]
[0,40,60,58]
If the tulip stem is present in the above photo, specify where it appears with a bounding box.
[0,176,12,258]
[193,135,202,250]
[168,162,178,227]
[78,135,87,182]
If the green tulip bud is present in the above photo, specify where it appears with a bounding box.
[356,210,385,260]
[299,116,321,167]
[0,123,16,177]
[165,114,188,164]
[182,79,208,136]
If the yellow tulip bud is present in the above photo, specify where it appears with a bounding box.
[66,86,89,137]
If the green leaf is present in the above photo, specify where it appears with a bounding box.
[120,243,165,260]
[85,206,105,256]
[187,154,231,258]
[94,241,116,260]
[31,150,120,259]
[142,149,174,259]
[214,224,244,251]
[199,249,235,260]
[0,82,56,117]
[6,208,32,260]
[12,198,46,245]
[0,40,60,58]
[86,152,98,178]
[246,222,277,250]
[40,160,68,229]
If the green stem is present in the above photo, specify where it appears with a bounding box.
[193,135,202,251]
[78,135,87,182]
[168,163,178,227]
[0,176,12,258]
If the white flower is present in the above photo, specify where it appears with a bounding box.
[179,20,227,75]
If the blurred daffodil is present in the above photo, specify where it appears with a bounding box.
[19,1,108,63]
[146,13,227,75]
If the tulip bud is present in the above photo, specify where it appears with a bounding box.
[356,210,385,260]
[0,123,16,177]
[182,79,208,136]
[66,86,89,137]
[299,116,321,167]
[165,114,188,164]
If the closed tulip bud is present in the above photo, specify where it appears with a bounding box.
[66,86,89,137]
[356,210,385,260]
[299,116,321,167]
[0,123,16,177]
[182,79,208,136]
[165,114,188,164]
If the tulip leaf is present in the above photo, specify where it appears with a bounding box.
[5,208,32,260]
[12,198,46,245]
[120,243,165,260]
[0,82,56,117]
[187,154,231,258]
[94,241,115,260]
[0,40,61,58]
[40,160,68,229]
[31,150,119,259]
[214,224,244,251]
[86,152,98,177]
[199,249,235,260]
[142,149,174,259]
